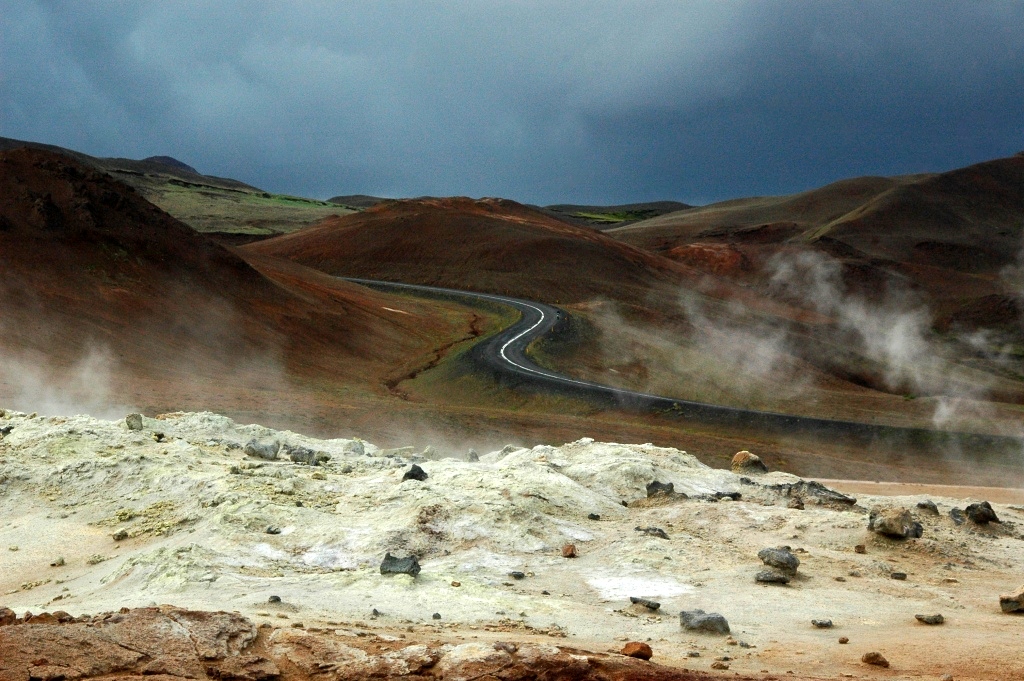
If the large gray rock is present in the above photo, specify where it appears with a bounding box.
[282,444,330,466]
[125,413,144,431]
[868,507,923,539]
[679,609,730,634]
[758,546,800,575]
[244,439,279,461]
[755,570,791,584]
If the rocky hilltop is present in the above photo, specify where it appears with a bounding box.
[1,407,1022,680]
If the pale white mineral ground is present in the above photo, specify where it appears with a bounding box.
[1,408,1022,679]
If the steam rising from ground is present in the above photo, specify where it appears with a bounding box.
[587,250,1024,435]
[0,345,128,419]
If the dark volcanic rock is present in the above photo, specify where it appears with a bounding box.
[679,609,730,634]
[916,499,939,514]
[283,444,330,466]
[380,552,421,576]
[755,570,791,584]
[965,501,1000,524]
[949,507,967,525]
[629,597,661,611]
[403,464,428,481]
[758,546,800,575]
[646,480,674,497]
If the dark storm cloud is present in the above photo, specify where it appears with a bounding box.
[1,1,1021,204]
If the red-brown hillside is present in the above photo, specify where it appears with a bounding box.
[243,197,694,305]
[0,147,473,424]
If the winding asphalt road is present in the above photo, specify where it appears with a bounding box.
[347,278,1021,447]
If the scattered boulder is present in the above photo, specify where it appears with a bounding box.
[854,544,866,554]
[838,637,849,644]
[755,570,791,584]
[679,609,730,634]
[868,507,923,539]
[265,526,281,535]
[635,526,669,539]
[562,544,577,558]
[508,571,525,580]
[646,480,674,497]
[629,597,660,611]
[916,500,939,514]
[282,445,329,466]
[432,613,441,620]
[710,660,729,670]
[403,464,428,481]
[124,413,144,431]
[999,584,1024,613]
[587,513,600,520]
[861,651,889,667]
[949,508,967,525]
[915,614,944,625]
[891,572,907,581]
[811,619,833,628]
[380,552,421,577]
[965,501,1000,525]
[621,642,652,660]
[731,450,768,474]
[244,439,279,461]
[268,596,281,603]
[758,547,800,575]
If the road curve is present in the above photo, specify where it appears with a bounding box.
[347,277,1022,448]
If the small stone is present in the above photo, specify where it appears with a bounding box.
[854,544,866,554]
[291,622,304,628]
[587,513,600,520]
[151,432,165,443]
[124,413,144,430]
[621,642,652,660]
[788,497,805,510]
[562,544,577,558]
[629,597,661,611]
[432,613,441,620]
[915,613,944,625]
[868,507,922,539]
[451,581,461,587]
[999,584,1024,613]
[949,508,966,525]
[268,595,281,603]
[265,526,281,535]
[635,526,669,539]
[679,609,730,634]
[112,529,129,541]
[940,674,954,681]
[838,637,849,644]
[493,641,517,653]
[758,546,800,575]
[646,480,674,497]
[402,464,428,481]
[731,450,768,474]
[49,557,65,567]
[686,651,700,657]
[916,500,939,514]
[834,576,846,582]
[710,660,729,670]
[755,570,791,584]
[811,619,833,628]
[467,449,479,462]
[965,501,1000,524]
[7,546,17,552]
[861,651,889,667]
[371,608,380,617]
[508,571,526,580]
[891,572,907,581]
[380,552,421,576]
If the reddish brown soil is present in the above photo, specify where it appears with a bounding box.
[0,606,824,681]
[242,197,695,306]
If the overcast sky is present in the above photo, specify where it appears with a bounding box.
[2,1,1022,205]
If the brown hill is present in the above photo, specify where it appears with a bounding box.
[0,147,473,426]
[610,154,1024,324]
[243,196,694,305]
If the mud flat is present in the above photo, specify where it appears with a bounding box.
[1,408,1022,680]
